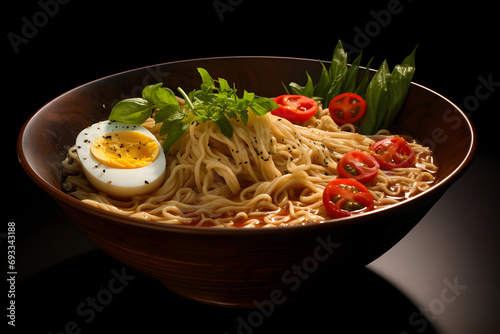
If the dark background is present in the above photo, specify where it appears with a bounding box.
[6,0,500,333]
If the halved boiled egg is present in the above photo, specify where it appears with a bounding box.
[76,120,166,198]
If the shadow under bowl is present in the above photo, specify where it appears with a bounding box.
[17,56,477,307]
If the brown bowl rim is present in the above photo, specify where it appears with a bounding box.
[16,56,477,235]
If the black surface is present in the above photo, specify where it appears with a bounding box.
[7,0,499,333]
[17,250,440,333]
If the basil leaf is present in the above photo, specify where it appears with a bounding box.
[288,82,306,95]
[325,40,348,105]
[383,46,417,129]
[328,40,348,83]
[218,77,230,91]
[354,57,374,98]
[250,97,279,117]
[313,61,330,101]
[241,90,254,103]
[161,120,190,154]
[303,72,315,98]
[359,60,390,135]
[343,51,363,93]
[142,83,163,102]
[197,68,215,88]
[281,81,291,95]
[108,98,153,124]
[214,114,233,139]
[154,87,178,107]
[155,104,183,125]
[239,107,249,126]
[142,83,179,108]
[237,90,254,125]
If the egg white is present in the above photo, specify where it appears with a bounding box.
[75,120,166,198]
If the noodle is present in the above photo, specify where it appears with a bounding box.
[62,104,437,227]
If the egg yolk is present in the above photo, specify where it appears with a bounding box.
[90,131,160,169]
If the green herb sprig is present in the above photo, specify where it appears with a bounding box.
[283,40,417,135]
[109,68,278,153]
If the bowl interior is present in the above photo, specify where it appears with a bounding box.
[18,56,476,227]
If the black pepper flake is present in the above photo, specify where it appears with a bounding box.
[144,180,149,184]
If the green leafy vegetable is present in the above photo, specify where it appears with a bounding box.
[108,98,153,125]
[359,60,391,135]
[384,46,417,129]
[108,68,279,153]
[283,40,417,134]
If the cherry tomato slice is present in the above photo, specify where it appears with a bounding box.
[271,95,317,123]
[369,137,416,169]
[322,178,374,218]
[328,92,367,124]
[337,151,380,183]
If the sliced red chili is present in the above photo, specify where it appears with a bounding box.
[322,178,374,218]
[271,95,317,123]
[328,92,367,124]
[369,137,416,169]
[337,151,380,183]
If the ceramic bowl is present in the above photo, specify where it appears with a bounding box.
[17,57,476,307]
